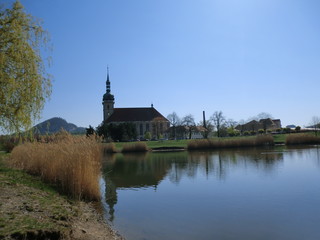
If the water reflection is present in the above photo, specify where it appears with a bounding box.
[102,148,284,222]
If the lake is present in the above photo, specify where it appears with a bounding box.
[101,146,320,240]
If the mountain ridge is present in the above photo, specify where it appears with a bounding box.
[33,117,86,135]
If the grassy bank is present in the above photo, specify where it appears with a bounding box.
[0,152,120,240]
[0,153,75,239]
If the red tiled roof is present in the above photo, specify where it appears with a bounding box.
[106,107,169,123]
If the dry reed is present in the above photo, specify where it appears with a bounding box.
[103,142,117,154]
[121,142,149,153]
[285,134,320,145]
[187,135,274,150]
[10,132,102,201]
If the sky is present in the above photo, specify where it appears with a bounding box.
[4,0,320,128]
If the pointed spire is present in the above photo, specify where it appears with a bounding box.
[106,66,111,94]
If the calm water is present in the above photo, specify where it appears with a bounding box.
[101,147,320,240]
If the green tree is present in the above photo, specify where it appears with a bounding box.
[0,1,52,133]
[144,131,151,140]
[97,122,137,142]
[86,125,95,137]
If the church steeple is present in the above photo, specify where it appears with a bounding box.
[103,66,115,121]
[106,66,111,94]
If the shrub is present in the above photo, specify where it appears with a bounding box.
[122,142,149,153]
[187,135,274,150]
[243,131,250,136]
[283,128,291,133]
[103,142,117,154]
[258,129,264,134]
[286,134,320,145]
[10,133,102,201]
[0,136,19,153]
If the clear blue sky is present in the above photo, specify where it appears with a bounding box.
[7,0,320,128]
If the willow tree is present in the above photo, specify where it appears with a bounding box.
[0,1,52,133]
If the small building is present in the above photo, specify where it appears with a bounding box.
[102,70,169,140]
[235,118,282,133]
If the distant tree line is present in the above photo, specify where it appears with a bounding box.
[86,113,320,141]
[86,122,137,142]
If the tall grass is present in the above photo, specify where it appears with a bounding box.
[286,134,320,145]
[10,132,102,201]
[121,142,149,153]
[103,142,118,154]
[187,135,274,150]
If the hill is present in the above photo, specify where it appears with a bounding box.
[33,117,86,135]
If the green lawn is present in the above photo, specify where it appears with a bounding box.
[273,134,287,144]
[114,139,190,150]
[111,135,287,151]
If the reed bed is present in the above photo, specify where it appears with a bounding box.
[285,134,320,145]
[187,135,274,150]
[10,132,102,201]
[103,142,118,154]
[121,142,149,153]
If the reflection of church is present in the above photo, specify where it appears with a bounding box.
[102,69,170,140]
[102,150,284,222]
[103,153,169,222]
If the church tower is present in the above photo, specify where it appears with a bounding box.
[102,68,115,121]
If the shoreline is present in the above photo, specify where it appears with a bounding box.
[0,155,123,240]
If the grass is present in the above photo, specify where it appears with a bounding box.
[10,132,102,201]
[187,135,274,150]
[0,154,77,239]
[104,133,320,152]
[286,133,320,145]
[273,134,287,144]
[113,139,189,151]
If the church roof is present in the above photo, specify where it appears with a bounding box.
[106,107,169,123]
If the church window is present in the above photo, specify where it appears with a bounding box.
[140,124,143,135]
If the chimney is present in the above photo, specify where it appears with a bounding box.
[203,111,207,129]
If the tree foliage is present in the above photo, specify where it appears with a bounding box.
[97,122,137,142]
[0,1,52,133]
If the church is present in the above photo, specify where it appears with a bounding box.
[102,70,170,140]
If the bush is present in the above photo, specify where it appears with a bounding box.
[243,131,250,136]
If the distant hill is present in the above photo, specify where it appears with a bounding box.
[33,117,86,135]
